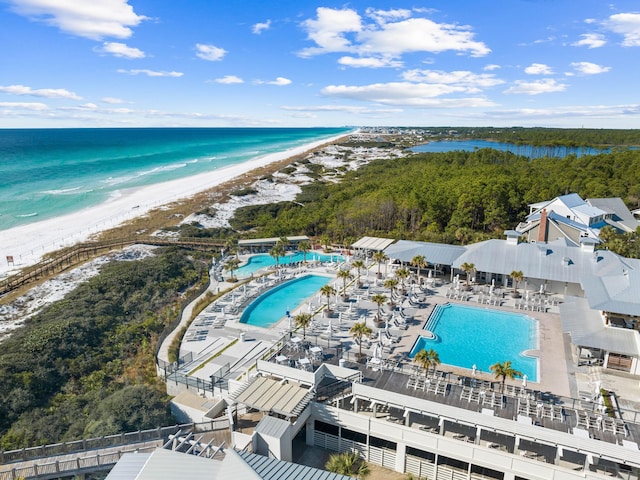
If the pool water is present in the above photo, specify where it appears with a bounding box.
[235,252,342,277]
[239,274,331,328]
[410,304,538,381]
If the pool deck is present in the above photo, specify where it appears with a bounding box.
[176,257,639,413]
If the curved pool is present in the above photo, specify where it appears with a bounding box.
[236,252,343,277]
[410,303,538,381]
[240,274,331,328]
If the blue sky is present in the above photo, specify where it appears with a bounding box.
[1,0,640,128]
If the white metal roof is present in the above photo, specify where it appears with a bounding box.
[581,270,640,316]
[351,236,395,251]
[560,296,640,356]
[384,239,465,266]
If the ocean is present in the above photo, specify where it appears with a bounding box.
[0,127,350,231]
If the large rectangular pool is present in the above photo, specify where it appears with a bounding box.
[410,303,538,381]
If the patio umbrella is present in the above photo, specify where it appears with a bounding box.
[539,284,544,294]
[522,374,528,388]
[472,364,477,376]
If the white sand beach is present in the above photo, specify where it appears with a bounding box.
[0,134,349,278]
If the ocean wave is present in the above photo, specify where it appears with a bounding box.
[102,162,189,186]
[40,187,82,195]
[186,159,198,164]
[16,212,38,218]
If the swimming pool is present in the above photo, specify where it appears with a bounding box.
[410,304,538,381]
[239,274,331,328]
[235,252,342,277]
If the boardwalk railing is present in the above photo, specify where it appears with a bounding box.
[0,420,228,465]
[0,236,224,297]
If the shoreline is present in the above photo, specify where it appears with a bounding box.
[0,132,352,278]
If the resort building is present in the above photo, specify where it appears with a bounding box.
[153,210,640,480]
[516,193,640,246]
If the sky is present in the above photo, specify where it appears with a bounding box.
[1,0,640,129]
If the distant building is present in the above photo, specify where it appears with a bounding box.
[517,193,640,246]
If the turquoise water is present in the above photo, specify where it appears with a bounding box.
[411,139,607,158]
[239,274,330,328]
[236,252,343,277]
[410,304,538,381]
[0,128,351,230]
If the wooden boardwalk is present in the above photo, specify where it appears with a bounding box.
[0,236,225,297]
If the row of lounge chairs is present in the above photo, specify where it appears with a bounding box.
[576,410,628,436]
[406,375,447,395]
[460,386,503,408]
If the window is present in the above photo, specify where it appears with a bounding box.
[315,420,338,436]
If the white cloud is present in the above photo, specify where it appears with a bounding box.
[482,103,640,120]
[300,7,362,55]
[7,0,147,40]
[605,12,640,46]
[101,96,124,104]
[97,41,145,58]
[570,61,610,75]
[321,82,495,107]
[214,75,244,84]
[0,84,82,99]
[484,64,501,71]
[268,77,292,86]
[252,19,271,34]
[572,33,606,48]
[0,101,49,110]
[401,69,504,91]
[117,69,183,77]
[300,7,489,61]
[524,63,553,75]
[338,56,402,68]
[503,78,567,95]
[365,8,412,24]
[195,43,227,61]
[282,104,402,114]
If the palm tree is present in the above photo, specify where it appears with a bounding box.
[294,313,313,339]
[413,348,441,376]
[395,267,410,293]
[384,278,398,305]
[337,268,353,298]
[352,259,366,286]
[321,234,332,252]
[411,255,427,286]
[350,321,372,357]
[224,237,237,259]
[490,360,523,393]
[509,270,524,297]
[372,251,388,278]
[320,284,336,314]
[269,243,285,270]
[371,293,387,324]
[298,240,311,263]
[460,262,476,289]
[325,451,370,479]
[224,257,239,282]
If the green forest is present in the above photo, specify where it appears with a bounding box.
[0,248,209,449]
[228,147,640,254]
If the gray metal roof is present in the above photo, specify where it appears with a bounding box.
[351,236,395,251]
[254,414,290,438]
[560,297,640,356]
[581,270,640,316]
[238,450,354,480]
[589,197,640,233]
[384,239,465,266]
